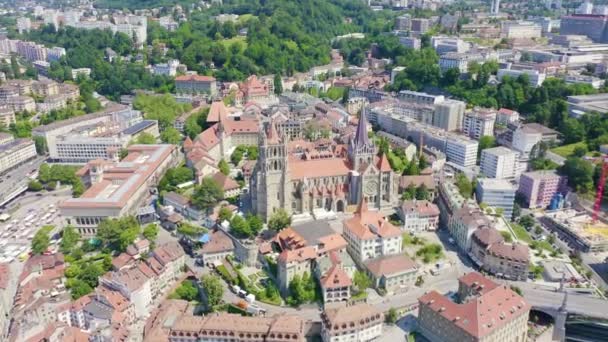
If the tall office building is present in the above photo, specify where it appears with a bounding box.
[491,0,501,15]
[480,146,518,179]
[433,100,466,132]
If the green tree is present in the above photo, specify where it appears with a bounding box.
[246,146,259,160]
[201,274,224,308]
[455,173,473,199]
[573,145,588,157]
[158,166,194,192]
[191,177,224,211]
[142,223,159,241]
[218,206,233,222]
[353,270,372,291]
[32,226,53,254]
[274,73,283,95]
[231,146,245,165]
[68,279,93,299]
[160,127,181,144]
[385,308,398,324]
[268,208,291,231]
[96,216,140,252]
[60,226,81,253]
[560,157,594,193]
[135,132,157,144]
[80,262,105,288]
[401,184,417,200]
[246,214,264,236]
[477,136,496,160]
[415,184,430,201]
[173,280,199,301]
[34,136,47,155]
[28,180,43,191]
[519,215,535,229]
[287,272,317,306]
[230,215,252,238]
[218,159,230,175]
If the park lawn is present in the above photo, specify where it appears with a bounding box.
[549,142,588,158]
[237,14,256,24]
[512,224,533,244]
[221,36,247,50]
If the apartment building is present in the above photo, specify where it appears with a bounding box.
[501,21,542,39]
[469,227,530,280]
[497,68,546,87]
[411,18,431,34]
[100,241,185,319]
[52,120,159,164]
[7,96,35,112]
[33,104,144,163]
[439,52,489,73]
[476,178,517,220]
[343,200,402,264]
[463,108,496,140]
[518,170,567,209]
[448,206,491,252]
[166,313,306,342]
[321,303,383,342]
[496,108,520,125]
[431,36,471,54]
[480,146,518,179]
[397,90,445,105]
[59,144,180,236]
[15,41,47,62]
[445,136,478,168]
[398,200,440,232]
[275,221,348,295]
[0,108,15,127]
[175,74,217,96]
[560,14,608,43]
[418,272,530,342]
[395,14,411,31]
[0,137,37,175]
[433,99,466,131]
[511,125,542,157]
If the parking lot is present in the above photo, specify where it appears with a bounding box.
[0,189,71,264]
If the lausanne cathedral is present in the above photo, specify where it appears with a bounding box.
[250,110,398,221]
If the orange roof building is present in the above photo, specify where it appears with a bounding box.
[418,272,530,342]
[175,74,217,96]
[186,101,260,182]
[59,144,179,237]
[343,200,402,264]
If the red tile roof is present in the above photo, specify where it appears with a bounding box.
[419,274,530,339]
[488,243,530,263]
[207,101,229,123]
[175,74,216,82]
[277,246,316,264]
[343,200,401,240]
[211,172,240,192]
[365,254,417,277]
[320,265,352,289]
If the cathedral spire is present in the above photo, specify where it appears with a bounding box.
[355,198,368,215]
[353,109,371,148]
[266,120,281,144]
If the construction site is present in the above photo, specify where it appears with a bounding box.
[541,209,608,253]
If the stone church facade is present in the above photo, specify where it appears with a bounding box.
[250,110,398,221]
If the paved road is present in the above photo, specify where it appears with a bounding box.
[0,156,45,207]
[509,281,608,319]
[545,151,566,166]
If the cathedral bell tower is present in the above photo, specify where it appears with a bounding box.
[348,108,376,170]
[254,120,291,221]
